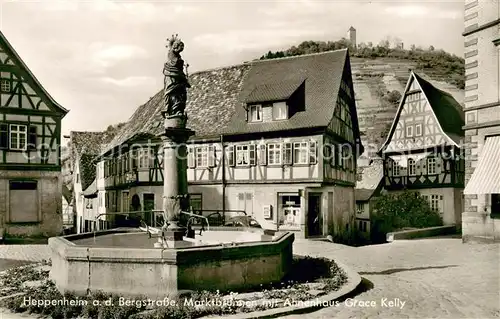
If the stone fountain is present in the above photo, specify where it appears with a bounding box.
[48,35,294,299]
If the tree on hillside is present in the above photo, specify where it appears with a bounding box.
[386,90,402,105]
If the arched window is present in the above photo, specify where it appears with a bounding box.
[408,158,416,176]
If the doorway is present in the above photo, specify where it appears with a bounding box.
[143,193,155,226]
[307,193,322,237]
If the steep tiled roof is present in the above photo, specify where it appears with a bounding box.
[413,72,465,139]
[102,64,251,155]
[356,188,376,201]
[82,179,97,197]
[244,77,305,104]
[69,131,115,191]
[223,50,348,135]
[101,49,352,154]
[356,159,383,190]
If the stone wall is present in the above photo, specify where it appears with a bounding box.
[0,170,63,237]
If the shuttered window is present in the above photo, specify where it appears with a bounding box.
[187,146,196,168]
[208,145,216,167]
[28,126,37,150]
[294,142,309,164]
[249,144,256,166]
[283,142,293,165]
[227,145,235,167]
[0,123,8,149]
[257,144,266,165]
[131,149,138,169]
[309,141,317,164]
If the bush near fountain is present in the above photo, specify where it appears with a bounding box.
[0,256,348,319]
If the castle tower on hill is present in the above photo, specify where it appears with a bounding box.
[347,26,356,49]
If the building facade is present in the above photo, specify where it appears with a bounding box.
[65,131,114,234]
[355,157,384,237]
[462,0,500,242]
[0,31,68,237]
[379,72,465,226]
[97,49,364,238]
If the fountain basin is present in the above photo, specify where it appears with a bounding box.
[49,229,294,298]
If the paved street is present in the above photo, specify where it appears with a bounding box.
[0,239,499,318]
[291,238,500,319]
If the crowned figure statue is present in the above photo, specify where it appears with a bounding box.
[163,34,190,118]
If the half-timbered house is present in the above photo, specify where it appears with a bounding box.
[66,131,113,233]
[0,31,68,237]
[355,157,384,236]
[379,72,465,225]
[98,49,363,238]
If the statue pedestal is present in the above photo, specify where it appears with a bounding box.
[163,230,193,248]
[160,113,195,243]
[162,114,187,129]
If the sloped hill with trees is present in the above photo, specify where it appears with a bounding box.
[260,39,465,154]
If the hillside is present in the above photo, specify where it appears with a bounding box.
[260,41,465,156]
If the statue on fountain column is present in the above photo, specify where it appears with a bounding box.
[163,34,190,118]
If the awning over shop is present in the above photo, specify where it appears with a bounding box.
[389,152,431,168]
[464,136,500,195]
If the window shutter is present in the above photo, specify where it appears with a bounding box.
[187,146,196,168]
[208,145,216,167]
[28,126,37,150]
[0,123,8,149]
[309,141,317,164]
[132,150,138,169]
[283,142,292,165]
[227,145,235,167]
[331,145,336,167]
[257,144,267,165]
[249,144,256,166]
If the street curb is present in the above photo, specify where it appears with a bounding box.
[210,260,362,319]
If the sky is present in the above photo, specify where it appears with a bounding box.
[0,0,464,138]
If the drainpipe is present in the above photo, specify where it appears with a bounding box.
[220,134,226,222]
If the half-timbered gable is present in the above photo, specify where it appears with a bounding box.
[97,49,363,238]
[0,31,68,237]
[0,32,68,169]
[379,72,465,225]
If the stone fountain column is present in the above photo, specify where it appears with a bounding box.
[161,116,194,247]
[158,34,194,248]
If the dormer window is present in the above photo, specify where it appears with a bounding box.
[273,102,288,120]
[248,105,262,122]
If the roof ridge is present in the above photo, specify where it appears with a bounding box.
[190,63,248,75]
[251,48,348,64]
[412,72,456,98]
[71,130,107,134]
